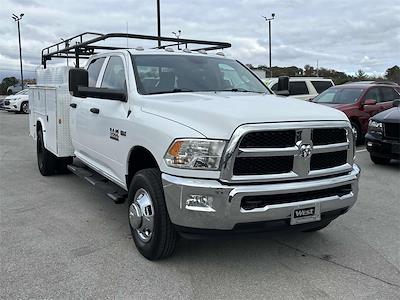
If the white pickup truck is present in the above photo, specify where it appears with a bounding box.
[30,33,360,260]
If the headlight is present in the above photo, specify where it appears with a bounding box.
[368,120,383,134]
[164,139,226,170]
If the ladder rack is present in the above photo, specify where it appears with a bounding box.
[41,32,232,68]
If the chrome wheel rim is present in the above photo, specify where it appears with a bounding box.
[22,103,29,114]
[129,188,154,243]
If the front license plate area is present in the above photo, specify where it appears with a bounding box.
[290,203,321,225]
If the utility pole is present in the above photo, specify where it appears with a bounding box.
[12,13,24,90]
[157,0,161,47]
[172,30,182,50]
[262,13,275,78]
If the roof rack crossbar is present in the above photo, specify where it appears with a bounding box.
[41,32,231,68]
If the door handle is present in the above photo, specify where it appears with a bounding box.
[70,103,77,108]
[90,108,100,114]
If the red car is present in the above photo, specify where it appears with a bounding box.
[312,82,400,143]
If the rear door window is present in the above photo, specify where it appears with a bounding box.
[87,57,105,87]
[380,87,399,102]
[289,81,309,95]
[311,81,333,93]
[364,87,381,102]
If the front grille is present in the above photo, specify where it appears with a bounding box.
[313,128,347,145]
[240,130,296,148]
[225,123,352,183]
[310,151,347,170]
[233,156,293,175]
[241,185,352,210]
[384,123,400,141]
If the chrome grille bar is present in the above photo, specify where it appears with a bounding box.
[220,121,354,184]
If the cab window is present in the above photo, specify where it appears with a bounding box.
[364,88,381,102]
[101,56,127,91]
[380,87,398,102]
[289,81,309,95]
[87,57,105,87]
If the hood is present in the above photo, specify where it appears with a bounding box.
[141,92,349,139]
[5,94,27,100]
[372,107,400,124]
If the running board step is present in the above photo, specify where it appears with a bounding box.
[67,164,127,204]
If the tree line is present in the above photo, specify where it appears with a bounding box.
[248,65,400,85]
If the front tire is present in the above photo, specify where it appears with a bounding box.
[370,154,390,165]
[20,101,29,114]
[128,168,177,260]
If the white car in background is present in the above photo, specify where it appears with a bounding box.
[264,77,334,100]
[3,89,29,113]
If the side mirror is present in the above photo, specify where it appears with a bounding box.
[363,99,377,106]
[69,68,88,97]
[78,87,127,102]
[68,68,126,102]
[276,76,290,96]
[393,99,400,107]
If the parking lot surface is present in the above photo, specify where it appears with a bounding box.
[1,111,399,299]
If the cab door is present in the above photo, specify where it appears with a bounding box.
[83,55,130,184]
[70,56,106,159]
[359,87,381,132]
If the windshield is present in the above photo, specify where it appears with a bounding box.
[313,87,364,104]
[131,54,269,95]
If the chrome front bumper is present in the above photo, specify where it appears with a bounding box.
[162,164,361,230]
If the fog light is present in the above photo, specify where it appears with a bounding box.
[186,195,215,212]
[367,142,373,147]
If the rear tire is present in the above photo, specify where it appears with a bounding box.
[37,129,73,175]
[37,130,57,176]
[370,155,390,165]
[128,168,177,260]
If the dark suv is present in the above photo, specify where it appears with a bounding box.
[312,82,400,143]
[365,100,400,164]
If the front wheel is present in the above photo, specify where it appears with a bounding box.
[20,101,29,114]
[370,155,390,165]
[128,168,177,260]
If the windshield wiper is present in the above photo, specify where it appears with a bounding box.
[147,88,194,95]
[214,88,264,93]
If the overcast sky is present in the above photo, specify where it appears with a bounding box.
[0,0,399,79]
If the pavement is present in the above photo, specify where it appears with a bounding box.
[1,111,399,299]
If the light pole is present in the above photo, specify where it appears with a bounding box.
[60,38,69,66]
[12,13,24,90]
[157,0,161,47]
[172,30,181,49]
[262,13,275,78]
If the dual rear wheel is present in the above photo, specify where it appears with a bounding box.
[36,129,72,176]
